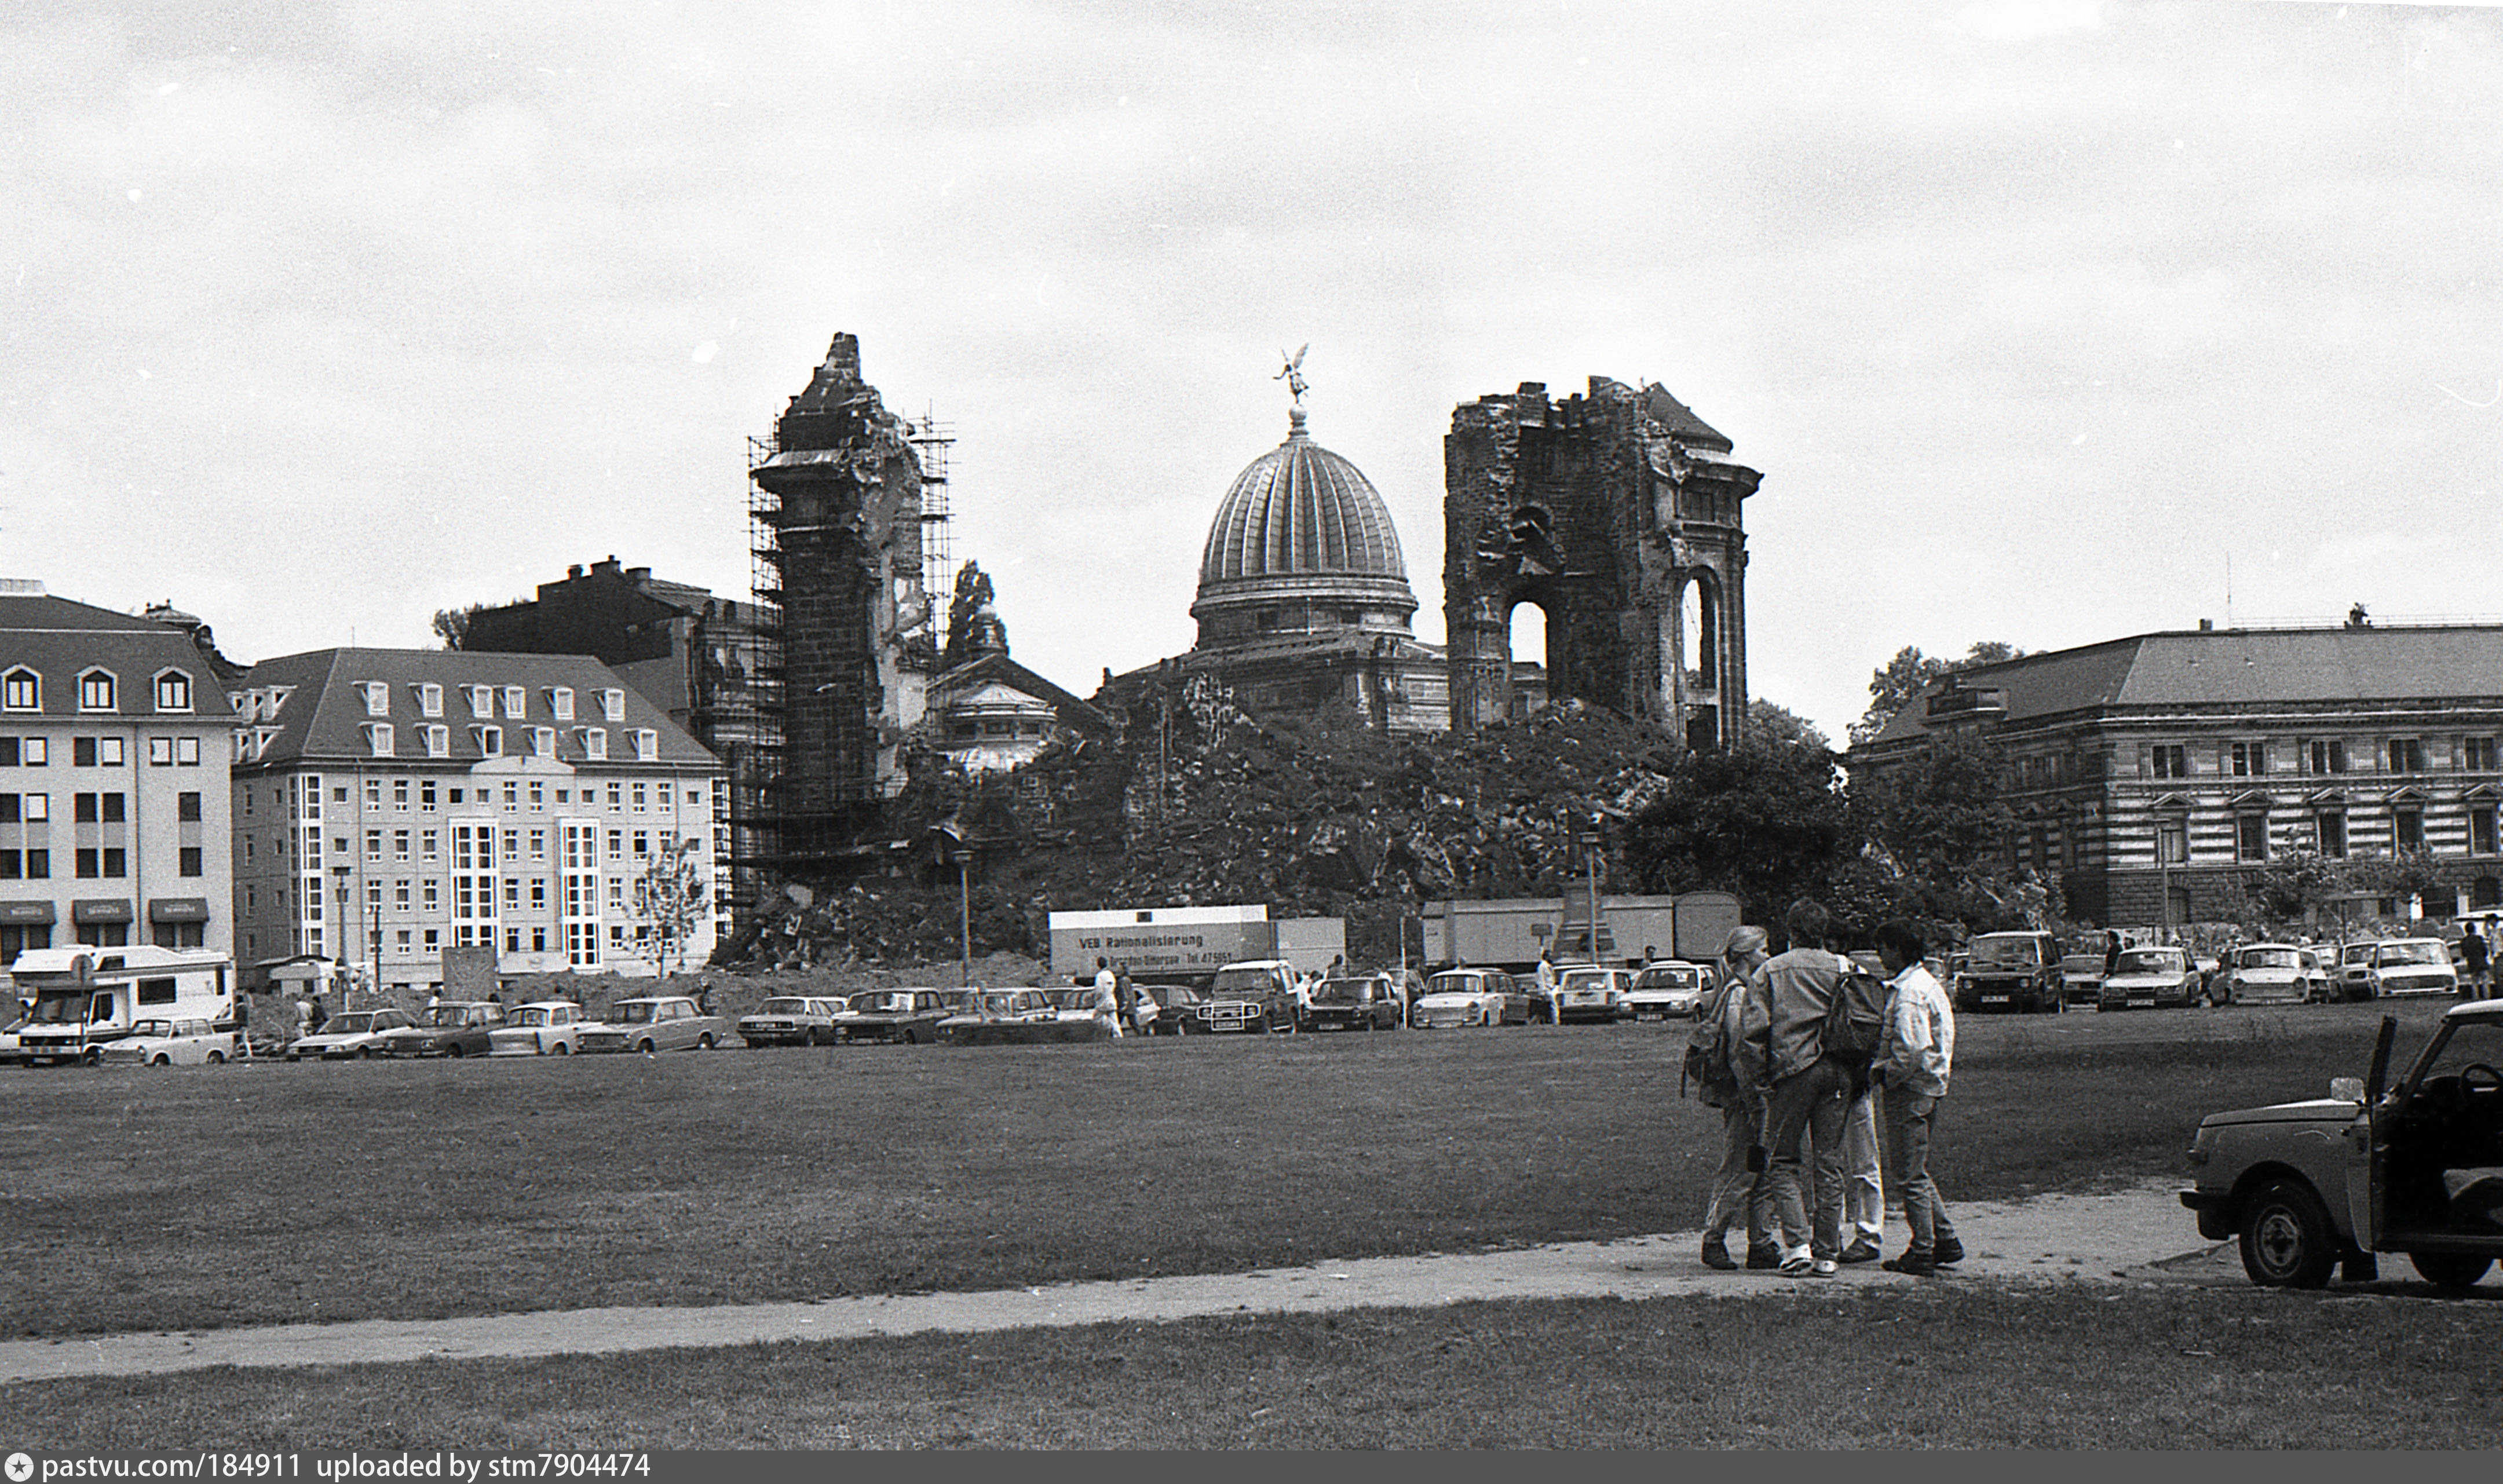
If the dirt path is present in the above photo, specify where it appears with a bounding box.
[0,1178,2235,1384]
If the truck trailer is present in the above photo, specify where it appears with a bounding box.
[1420,892,1742,971]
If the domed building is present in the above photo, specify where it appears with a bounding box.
[1106,396,1535,732]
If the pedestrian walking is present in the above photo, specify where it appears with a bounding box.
[1871,919,1963,1276]
[1696,926,1789,1271]
[1093,957,1124,1038]
[1739,900,1853,1276]
[2461,925,2490,1001]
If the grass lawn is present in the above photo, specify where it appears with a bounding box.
[9,1284,2501,1449]
[0,998,2429,1340]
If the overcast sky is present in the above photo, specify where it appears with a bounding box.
[5,1,2498,747]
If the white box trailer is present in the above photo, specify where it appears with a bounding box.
[13,947,237,1066]
[1421,892,1742,971]
[1048,905,1346,982]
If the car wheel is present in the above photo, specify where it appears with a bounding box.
[359,1046,374,1059]
[207,1051,224,1064]
[2409,1252,2494,1290]
[2239,1179,2340,1289]
[447,1044,464,1058]
[697,1033,715,1050]
[553,1042,569,1055]
[151,1054,170,1066]
[636,1039,656,1054]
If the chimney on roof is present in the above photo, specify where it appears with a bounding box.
[2199,619,2213,631]
[626,566,651,584]
[568,565,584,579]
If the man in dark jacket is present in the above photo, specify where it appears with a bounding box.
[1738,900,1853,1276]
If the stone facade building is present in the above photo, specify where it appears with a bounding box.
[1850,623,2503,929]
[1444,378,1759,748]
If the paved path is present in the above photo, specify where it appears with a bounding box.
[0,1179,2229,1384]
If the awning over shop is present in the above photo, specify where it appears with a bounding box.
[147,898,211,923]
[71,899,133,924]
[0,900,58,924]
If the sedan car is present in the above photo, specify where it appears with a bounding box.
[2368,939,2461,999]
[936,988,1097,1045]
[838,988,955,1044]
[1552,966,1634,1025]
[489,1000,587,1056]
[2098,947,2201,1011]
[2221,944,2327,1006]
[2183,1000,2503,1291]
[285,1007,415,1060]
[737,996,847,1047]
[1304,975,1401,1032]
[376,1001,505,1058]
[1413,968,1528,1029]
[1625,961,1711,1021]
[97,1018,238,1066]
[2334,942,2378,1003]
[1141,984,1207,1035]
[2059,953,2109,1009]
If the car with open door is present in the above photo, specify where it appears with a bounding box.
[2183,1000,2503,1291]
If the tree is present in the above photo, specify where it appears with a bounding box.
[940,562,997,670]
[1850,640,2026,744]
[2243,849,2348,931]
[633,834,712,975]
[1624,725,1850,924]
[432,604,484,649]
[1748,697,1830,753]
[2345,849,2456,921]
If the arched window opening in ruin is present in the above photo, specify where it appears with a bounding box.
[1682,577,1719,691]
[1509,601,1547,670]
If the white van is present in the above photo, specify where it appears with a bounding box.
[12,947,236,1066]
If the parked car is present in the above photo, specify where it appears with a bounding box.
[96,1018,237,1066]
[936,988,1098,1045]
[1195,960,1302,1035]
[1956,931,2064,1014]
[578,996,726,1054]
[376,1000,505,1058]
[737,996,847,1047]
[837,988,956,1044]
[2367,939,2461,999]
[2334,942,2378,1003]
[285,1007,415,1061]
[1625,960,1711,1021]
[2183,1000,2503,1290]
[2097,946,2201,1011]
[2059,953,2108,1008]
[0,1015,24,1066]
[1552,965,1634,1025]
[489,1000,587,1056]
[2221,944,2327,1006]
[1413,968,1527,1029]
[1304,975,1401,1032]
[1140,983,1207,1035]
[1042,987,1103,1025]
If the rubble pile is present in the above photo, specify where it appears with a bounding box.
[716,687,1685,972]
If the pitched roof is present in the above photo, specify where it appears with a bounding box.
[1862,625,2503,747]
[232,649,718,767]
[0,591,237,719]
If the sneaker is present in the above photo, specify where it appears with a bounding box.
[1931,1238,1965,1265]
[1700,1238,1738,1271]
[1809,1258,1839,1277]
[1839,1238,1883,1264]
[1880,1253,1937,1276]
[1778,1252,1815,1275]
[1745,1244,1783,1270]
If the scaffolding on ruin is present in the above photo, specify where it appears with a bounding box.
[904,412,955,656]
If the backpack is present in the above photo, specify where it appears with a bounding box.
[1822,956,1890,1070]
[1681,979,1740,1106]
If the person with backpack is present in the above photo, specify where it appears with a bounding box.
[1870,919,1963,1276]
[1693,925,1788,1271]
[1738,900,1870,1277]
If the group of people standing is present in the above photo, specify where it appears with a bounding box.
[1090,957,1160,1037]
[1695,902,1961,1277]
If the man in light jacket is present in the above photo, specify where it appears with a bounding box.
[1698,926,1792,1270]
[1871,919,1963,1276]
[1738,900,1852,1276]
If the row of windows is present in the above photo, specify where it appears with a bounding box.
[0,735,206,768]
[0,846,204,879]
[269,920,656,963]
[0,668,196,715]
[355,682,629,723]
[348,826,679,865]
[346,723,661,762]
[246,872,660,918]
[0,791,202,824]
[244,777,711,817]
[2142,736,2490,780]
[0,923,205,955]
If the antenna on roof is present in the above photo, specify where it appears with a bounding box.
[2223,550,2232,630]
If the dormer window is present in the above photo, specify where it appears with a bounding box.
[529,726,556,757]
[360,682,391,718]
[550,687,575,721]
[423,724,450,758]
[465,685,495,719]
[474,725,502,757]
[503,686,527,718]
[417,683,444,718]
[580,728,608,761]
[600,688,626,722]
[226,691,247,719]
[632,728,659,761]
[77,669,116,712]
[2,668,39,712]
[265,685,293,717]
[153,670,193,712]
[364,723,396,758]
